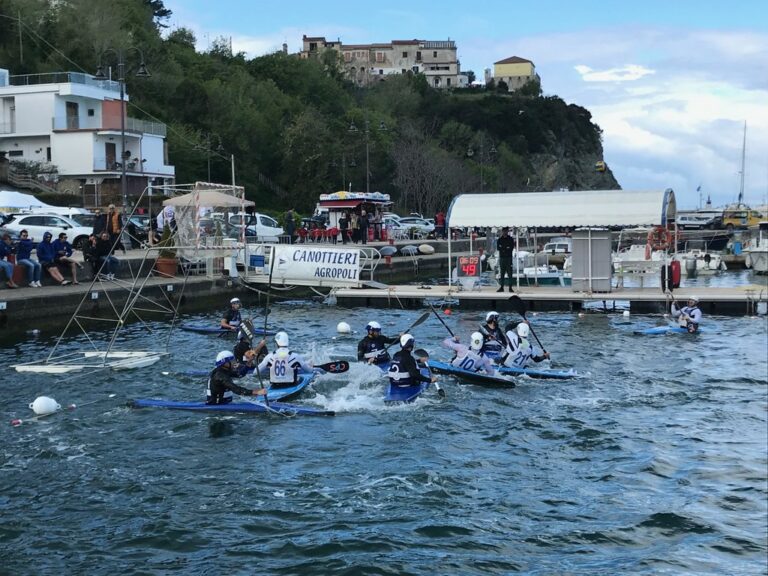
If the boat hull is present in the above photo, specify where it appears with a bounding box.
[180,323,273,336]
[634,325,705,335]
[428,360,516,387]
[496,365,576,380]
[131,398,334,416]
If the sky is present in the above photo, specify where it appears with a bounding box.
[165,0,768,210]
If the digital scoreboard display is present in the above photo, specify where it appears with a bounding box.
[457,255,481,277]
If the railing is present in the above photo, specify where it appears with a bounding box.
[93,156,145,172]
[7,166,59,195]
[52,115,167,136]
[10,72,120,93]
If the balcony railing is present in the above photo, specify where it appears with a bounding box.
[10,72,120,93]
[52,115,167,136]
[94,156,144,172]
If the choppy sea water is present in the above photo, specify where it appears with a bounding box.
[1,293,767,574]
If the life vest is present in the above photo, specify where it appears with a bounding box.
[388,353,413,387]
[450,350,485,372]
[267,348,299,385]
[361,337,390,363]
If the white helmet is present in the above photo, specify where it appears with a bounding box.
[517,323,530,338]
[366,321,382,332]
[486,311,499,322]
[275,331,289,347]
[400,334,415,349]
[230,297,241,305]
[470,332,484,351]
[688,295,699,304]
[215,350,235,367]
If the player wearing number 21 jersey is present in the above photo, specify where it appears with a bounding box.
[441,333,496,375]
[257,331,313,387]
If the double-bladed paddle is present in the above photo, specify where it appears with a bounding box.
[313,360,350,374]
[428,303,455,338]
[508,295,548,355]
[383,311,431,352]
[414,348,445,399]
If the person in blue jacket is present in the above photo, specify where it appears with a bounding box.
[16,229,42,287]
[0,233,19,288]
[36,232,70,286]
[52,232,82,284]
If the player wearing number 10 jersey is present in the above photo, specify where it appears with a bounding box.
[257,331,313,387]
[441,333,496,375]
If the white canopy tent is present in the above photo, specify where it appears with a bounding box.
[446,189,676,228]
[0,189,87,215]
[445,188,677,288]
[161,183,251,261]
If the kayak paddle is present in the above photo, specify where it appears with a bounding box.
[428,303,455,337]
[313,360,350,374]
[508,295,548,355]
[414,348,445,399]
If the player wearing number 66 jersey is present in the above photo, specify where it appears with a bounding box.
[441,333,496,375]
[257,331,313,387]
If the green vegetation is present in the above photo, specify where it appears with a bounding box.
[0,0,618,215]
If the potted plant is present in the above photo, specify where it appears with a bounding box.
[154,223,177,277]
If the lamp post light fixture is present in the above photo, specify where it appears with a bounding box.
[467,135,496,193]
[348,117,387,194]
[94,48,150,222]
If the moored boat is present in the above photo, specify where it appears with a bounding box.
[180,323,273,335]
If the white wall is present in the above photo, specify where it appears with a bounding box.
[51,131,94,174]
[14,92,55,134]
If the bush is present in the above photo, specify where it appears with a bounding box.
[158,224,176,259]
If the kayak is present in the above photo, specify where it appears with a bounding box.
[384,365,432,403]
[634,325,705,335]
[428,360,516,387]
[131,398,334,416]
[179,323,273,336]
[174,371,315,402]
[496,365,577,380]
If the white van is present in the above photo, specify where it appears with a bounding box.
[227,212,284,242]
[542,238,572,254]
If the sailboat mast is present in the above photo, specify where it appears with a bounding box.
[738,121,746,206]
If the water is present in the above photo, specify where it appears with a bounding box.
[1,295,767,574]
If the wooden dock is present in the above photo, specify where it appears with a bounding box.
[334,283,768,316]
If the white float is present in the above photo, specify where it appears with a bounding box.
[336,321,351,334]
[30,396,61,415]
[418,244,435,255]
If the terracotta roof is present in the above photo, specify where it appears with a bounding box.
[494,56,533,65]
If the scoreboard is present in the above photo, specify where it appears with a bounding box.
[456,255,481,277]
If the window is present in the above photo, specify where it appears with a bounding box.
[344,52,351,62]
[379,69,383,75]
[8,150,22,157]
[402,69,406,74]
[376,52,383,63]
[433,51,437,58]
[412,65,419,73]
[447,78,451,87]
[416,51,421,61]
[88,109,95,117]
[46,147,51,161]
[21,216,45,226]
[402,51,407,58]
[434,78,440,86]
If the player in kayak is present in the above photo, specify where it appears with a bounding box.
[220,297,243,331]
[357,321,400,366]
[387,334,437,388]
[501,322,549,369]
[671,295,702,333]
[206,351,267,404]
[441,332,497,375]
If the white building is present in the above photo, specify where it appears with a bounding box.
[0,69,175,208]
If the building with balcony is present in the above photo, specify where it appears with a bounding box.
[0,69,175,208]
[489,56,540,92]
[300,36,465,89]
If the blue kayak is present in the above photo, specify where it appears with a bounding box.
[634,325,704,335]
[180,323,273,336]
[428,360,516,387]
[496,365,576,380]
[175,371,315,402]
[131,398,334,416]
[384,365,432,403]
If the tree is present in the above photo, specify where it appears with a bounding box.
[465,70,476,84]
[496,80,509,93]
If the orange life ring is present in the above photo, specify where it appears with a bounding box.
[647,226,672,251]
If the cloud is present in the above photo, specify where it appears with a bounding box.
[574,64,655,82]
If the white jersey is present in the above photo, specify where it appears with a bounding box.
[441,337,496,375]
[257,348,312,384]
[671,303,702,326]
[503,330,535,368]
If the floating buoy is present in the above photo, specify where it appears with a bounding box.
[444,309,452,315]
[379,245,397,257]
[29,396,61,416]
[578,312,585,318]
[418,244,435,255]
[27,329,40,336]
[400,245,418,255]
[336,321,351,334]
[623,311,630,318]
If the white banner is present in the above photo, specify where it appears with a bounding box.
[272,245,362,286]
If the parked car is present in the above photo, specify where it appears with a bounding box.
[398,217,435,235]
[0,212,92,249]
[721,208,763,231]
[227,212,284,242]
[675,214,719,230]
[542,239,572,254]
[126,215,151,247]
[68,213,97,230]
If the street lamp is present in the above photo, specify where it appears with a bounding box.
[348,117,387,194]
[467,135,496,193]
[94,48,150,222]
